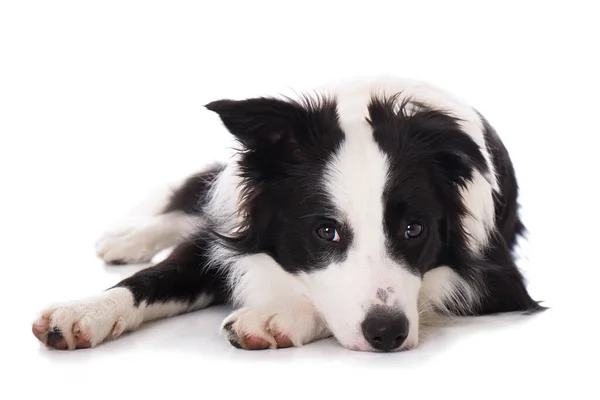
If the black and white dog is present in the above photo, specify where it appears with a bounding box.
[32,77,543,352]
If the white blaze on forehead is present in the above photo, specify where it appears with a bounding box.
[316,76,497,254]
[309,95,421,349]
[324,103,389,252]
[317,76,497,188]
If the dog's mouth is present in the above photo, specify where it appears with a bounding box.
[346,338,417,352]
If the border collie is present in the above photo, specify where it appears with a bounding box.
[32,77,543,352]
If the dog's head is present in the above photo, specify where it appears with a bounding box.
[206,82,496,351]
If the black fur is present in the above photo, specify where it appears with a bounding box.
[163,163,225,214]
[478,112,526,250]
[206,96,352,273]
[474,231,544,314]
[204,94,542,315]
[32,80,545,354]
[103,163,230,309]
[105,93,541,318]
[368,95,489,276]
[366,95,541,314]
[114,236,229,307]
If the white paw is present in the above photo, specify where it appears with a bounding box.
[95,223,159,264]
[220,300,330,350]
[32,288,140,350]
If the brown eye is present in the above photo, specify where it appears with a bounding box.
[316,225,341,242]
[404,222,424,239]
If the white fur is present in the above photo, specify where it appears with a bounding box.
[33,288,213,349]
[202,76,497,350]
[143,293,214,321]
[315,76,497,253]
[300,107,421,350]
[459,171,496,253]
[96,211,202,264]
[228,253,307,307]
[221,297,330,348]
[218,254,331,348]
[205,161,245,235]
[419,266,480,317]
[206,97,424,349]
[33,77,499,352]
[208,76,497,248]
[316,76,497,183]
[37,288,139,349]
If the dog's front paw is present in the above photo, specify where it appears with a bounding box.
[220,301,330,350]
[32,288,139,350]
[221,308,294,350]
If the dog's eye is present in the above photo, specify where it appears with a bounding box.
[316,225,341,242]
[404,222,424,239]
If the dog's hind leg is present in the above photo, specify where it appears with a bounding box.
[96,163,225,265]
[32,236,228,350]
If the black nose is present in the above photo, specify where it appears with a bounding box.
[361,307,409,352]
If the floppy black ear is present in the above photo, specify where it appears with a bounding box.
[433,134,490,187]
[205,97,304,148]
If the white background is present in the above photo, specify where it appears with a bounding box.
[1,1,598,399]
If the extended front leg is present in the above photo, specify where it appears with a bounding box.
[32,237,227,350]
[219,254,330,350]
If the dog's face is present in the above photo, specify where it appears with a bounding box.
[207,91,490,351]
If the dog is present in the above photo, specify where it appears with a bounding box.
[32,76,544,352]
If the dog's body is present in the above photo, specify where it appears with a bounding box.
[32,77,543,352]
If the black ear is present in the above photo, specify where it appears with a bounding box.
[205,97,304,147]
[433,133,490,186]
